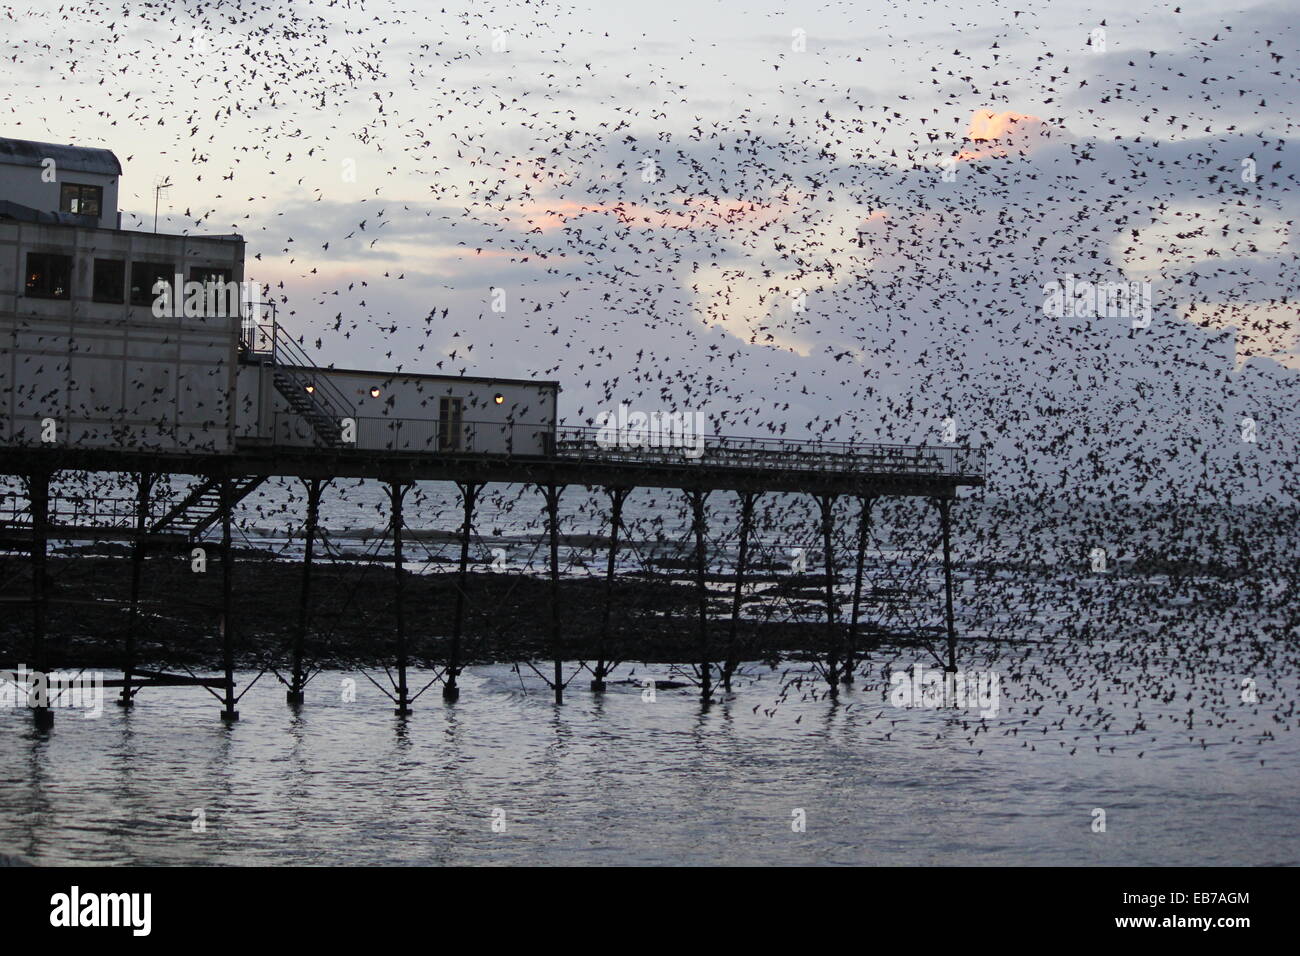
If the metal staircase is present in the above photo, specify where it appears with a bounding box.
[241,307,356,447]
[270,366,347,445]
[150,475,268,539]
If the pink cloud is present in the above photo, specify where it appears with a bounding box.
[956,108,1051,162]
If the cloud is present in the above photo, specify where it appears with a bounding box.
[1182,300,1300,372]
[967,109,1040,142]
[956,109,1057,161]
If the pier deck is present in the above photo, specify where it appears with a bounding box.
[1,429,983,497]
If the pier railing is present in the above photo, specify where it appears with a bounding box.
[551,426,984,479]
[0,489,178,531]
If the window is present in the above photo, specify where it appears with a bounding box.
[92,259,125,303]
[189,266,233,286]
[24,253,72,299]
[60,183,103,219]
[438,397,463,451]
[130,262,173,306]
[188,266,236,316]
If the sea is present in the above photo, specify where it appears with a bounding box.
[1,477,1297,865]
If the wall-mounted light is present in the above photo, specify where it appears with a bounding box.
[304,384,315,394]
[370,386,381,398]
[494,393,505,405]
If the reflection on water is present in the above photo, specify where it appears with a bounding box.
[1,652,1296,866]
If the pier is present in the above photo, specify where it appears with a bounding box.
[0,432,983,722]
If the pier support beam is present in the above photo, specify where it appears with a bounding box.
[593,486,629,692]
[29,470,52,729]
[219,476,239,722]
[390,481,412,716]
[723,491,757,692]
[287,477,323,706]
[937,497,958,674]
[843,496,875,685]
[120,471,154,708]
[446,481,480,702]
[687,489,711,702]
[817,494,840,694]
[542,484,564,705]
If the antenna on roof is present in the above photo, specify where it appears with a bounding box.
[153,176,172,233]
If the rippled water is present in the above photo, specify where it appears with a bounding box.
[2,648,1295,866]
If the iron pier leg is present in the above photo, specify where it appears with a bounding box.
[391,482,412,716]
[543,485,564,705]
[30,470,52,729]
[818,495,841,694]
[219,476,239,722]
[844,496,874,685]
[288,478,323,707]
[120,471,153,708]
[593,486,628,692]
[446,481,479,702]
[724,491,756,692]
[938,497,958,674]
[688,489,711,703]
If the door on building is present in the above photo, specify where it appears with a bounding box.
[438,397,463,451]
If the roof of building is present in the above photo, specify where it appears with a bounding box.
[0,137,122,176]
[245,358,559,390]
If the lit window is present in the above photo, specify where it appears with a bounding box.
[24,253,72,299]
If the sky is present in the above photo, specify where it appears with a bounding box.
[1,0,1297,501]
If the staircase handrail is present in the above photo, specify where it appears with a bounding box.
[269,326,357,423]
